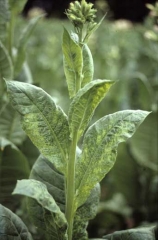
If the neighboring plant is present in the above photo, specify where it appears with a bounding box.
[1,0,152,240]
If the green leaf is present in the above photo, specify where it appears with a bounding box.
[0,204,33,240]
[9,0,27,13]
[103,226,156,240]
[6,81,70,175]
[81,44,94,87]
[13,179,68,237]
[62,28,83,98]
[14,15,43,77]
[130,112,158,171]
[0,137,30,210]
[68,79,114,140]
[0,40,13,83]
[0,103,26,145]
[75,110,150,208]
[28,154,100,240]
[0,0,10,42]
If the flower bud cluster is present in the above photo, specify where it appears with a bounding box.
[66,0,97,27]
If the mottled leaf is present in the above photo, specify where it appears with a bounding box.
[0,103,26,145]
[81,44,94,87]
[62,28,83,98]
[0,204,33,240]
[6,81,70,174]
[103,227,156,240]
[75,110,150,208]
[13,179,68,239]
[28,154,100,240]
[68,79,114,140]
[14,15,43,77]
[0,137,30,210]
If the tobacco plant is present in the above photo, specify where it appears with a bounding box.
[1,0,152,239]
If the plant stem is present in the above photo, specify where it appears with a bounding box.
[66,131,78,240]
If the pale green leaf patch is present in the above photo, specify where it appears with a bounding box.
[0,41,13,81]
[13,179,68,231]
[68,79,114,140]
[5,81,70,175]
[62,28,83,98]
[75,110,150,208]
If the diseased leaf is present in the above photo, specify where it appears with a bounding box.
[75,110,150,208]
[14,15,43,77]
[68,79,114,140]
[0,204,33,240]
[28,154,100,240]
[81,44,94,87]
[13,179,68,238]
[6,81,70,175]
[0,41,13,81]
[0,103,26,145]
[0,138,30,210]
[103,226,156,240]
[62,28,83,98]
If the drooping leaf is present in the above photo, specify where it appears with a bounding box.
[62,28,83,98]
[13,179,68,239]
[6,80,70,175]
[0,137,30,210]
[130,112,158,171]
[75,110,150,208]
[81,44,94,87]
[0,204,33,240]
[0,41,13,84]
[68,79,114,140]
[0,0,10,42]
[28,154,100,240]
[103,226,156,240]
[14,15,43,77]
[0,103,26,145]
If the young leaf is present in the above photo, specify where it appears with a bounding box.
[81,44,94,87]
[13,179,68,232]
[0,138,30,210]
[0,204,33,240]
[14,15,43,77]
[62,28,83,98]
[68,79,114,140]
[75,110,150,208]
[6,81,70,175]
[0,41,13,81]
[0,0,10,42]
[103,226,156,240]
[0,103,26,145]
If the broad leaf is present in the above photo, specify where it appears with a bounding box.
[0,41,13,87]
[9,0,27,13]
[0,204,33,240]
[62,28,83,98]
[6,81,70,174]
[81,44,94,87]
[14,15,43,77]
[13,179,68,239]
[0,0,10,42]
[103,226,156,240]
[68,79,114,140]
[28,154,100,240]
[75,110,150,208]
[0,138,30,210]
[0,103,26,145]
